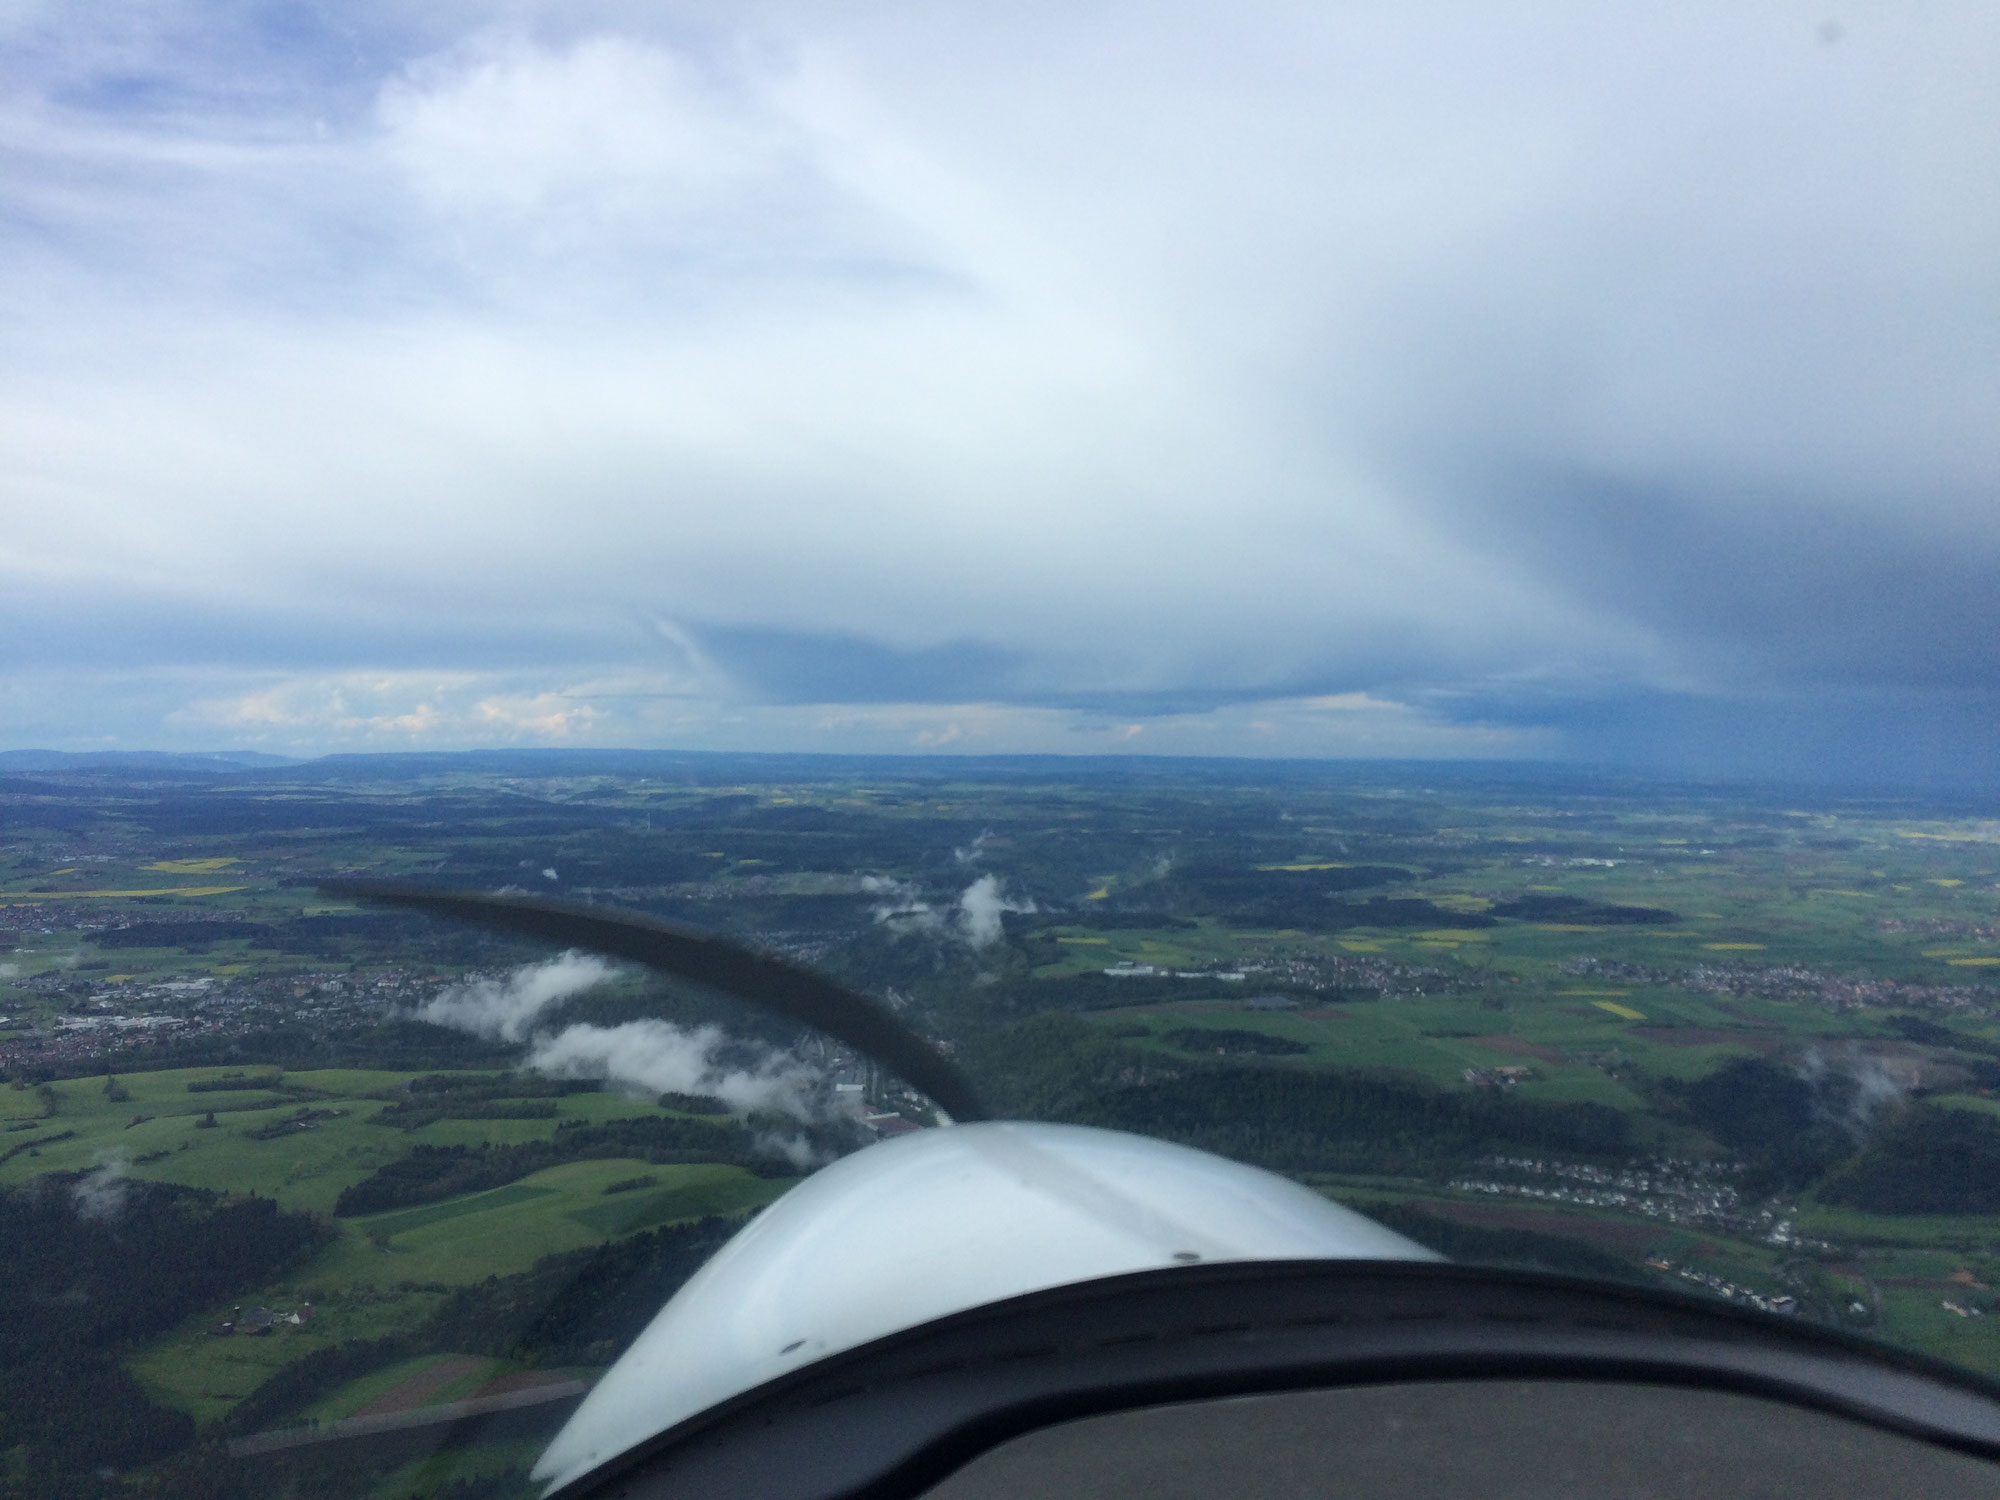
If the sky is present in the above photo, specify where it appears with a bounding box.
[3,1,1996,782]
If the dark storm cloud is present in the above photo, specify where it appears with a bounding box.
[689,623,1455,717]
[694,626,1029,705]
[1426,684,2000,788]
[1418,463,2000,692]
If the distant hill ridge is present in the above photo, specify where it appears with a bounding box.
[0,747,1601,787]
[0,746,1754,792]
[0,749,298,772]
[1,747,1987,803]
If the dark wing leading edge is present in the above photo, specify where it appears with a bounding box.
[318,881,989,1123]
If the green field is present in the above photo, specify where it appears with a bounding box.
[41,1061,796,1430]
[322,1158,788,1286]
[127,1155,791,1423]
[127,1282,454,1428]
[0,1065,681,1213]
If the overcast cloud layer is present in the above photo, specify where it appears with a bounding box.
[3,2,1995,780]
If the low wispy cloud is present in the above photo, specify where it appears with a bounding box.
[753,1130,827,1170]
[957,874,1035,948]
[415,956,832,1121]
[416,950,617,1042]
[525,1019,820,1118]
[864,875,942,935]
[72,1154,131,1223]
[1801,1046,1912,1140]
[869,874,1034,949]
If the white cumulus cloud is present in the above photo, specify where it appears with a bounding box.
[871,873,1034,948]
[417,950,617,1042]
[525,1019,818,1118]
[414,954,827,1119]
[956,874,1034,948]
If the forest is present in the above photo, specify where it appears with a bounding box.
[0,1176,328,1480]
[962,1014,1634,1174]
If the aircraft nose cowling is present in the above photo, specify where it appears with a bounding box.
[532,1121,1435,1493]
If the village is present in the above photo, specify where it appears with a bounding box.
[1446,1154,1831,1248]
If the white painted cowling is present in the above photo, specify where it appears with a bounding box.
[532,1121,1436,1493]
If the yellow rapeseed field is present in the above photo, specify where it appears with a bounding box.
[1591,1000,1648,1021]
